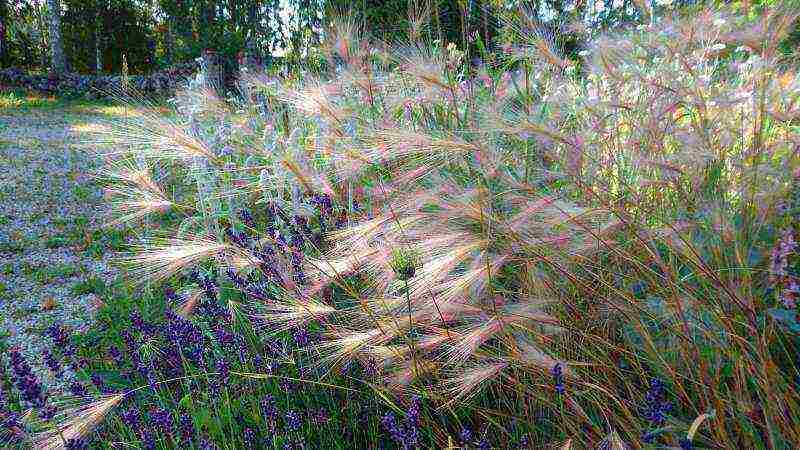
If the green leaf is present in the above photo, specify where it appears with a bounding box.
[179,393,193,409]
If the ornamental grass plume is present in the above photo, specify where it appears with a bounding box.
[101,167,177,227]
[123,236,231,283]
[33,394,124,450]
[94,102,219,162]
[88,3,800,448]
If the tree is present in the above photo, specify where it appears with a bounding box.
[46,0,67,73]
[0,0,8,67]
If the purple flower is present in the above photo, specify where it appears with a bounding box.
[381,397,421,449]
[214,326,236,347]
[311,408,329,425]
[69,357,88,372]
[382,412,419,449]
[641,430,659,444]
[163,309,205,365]
[0,401,23,440]
[291,250,307,285]
[70,382,88,397]
[199,438,219,450]
[216,359,231,384]
[280,379,297,393]
[551,363,565,395]
[642,379,671,426]
[179,413,194,443]
[8,350,47,406]
[43,349,62,375]
[771,229,797,279]
[292,328,311,347]
[460,426,473,443]
[142,432,157,450]
[263,202,279,234]
[150,407,174,434]
[356,356,377,379]
[47,323,71,349]
[239,209,256,228]
[292,215,311,245]
[285,410,302,432]
[260,395,278,432]
[226,267,248,290]
[338,360,354,377]
[120,330,136,352]
[783,280,800,310]
[244,427,256,447]
[130,312,157,337]
[407,396,420,425]
[198,275,226,319]
[41,404,57,421]
[120,408,142,430]
[226,227,252,248]
[108,345,124,366]
[771,229,799,308]
[254,244,282,284]
[261,395,278,419]
[247,281,275,301]
[65,438,88,450]
[130,312,145,330]
[164,287,180,306]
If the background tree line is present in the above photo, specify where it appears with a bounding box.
[0,0,791,76]
[0,0,307,74]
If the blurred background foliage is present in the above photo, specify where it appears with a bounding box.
[3,0,795,78]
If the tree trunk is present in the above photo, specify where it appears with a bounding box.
[46,0,68,73]
[201,48,221,91]
[165,21,174,65]
[94,3,102,74]
[0,0,7,67]
[95,31,102,74]
[246,1,259,65]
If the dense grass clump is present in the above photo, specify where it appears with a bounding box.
[3,3,800,449]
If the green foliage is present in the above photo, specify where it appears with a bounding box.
[61,0,157,74]
[0,0,50,69]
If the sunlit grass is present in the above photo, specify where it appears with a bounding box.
[0,89,168,119]
[0,90,60,110]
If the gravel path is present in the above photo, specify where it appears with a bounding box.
[0,105,119,393]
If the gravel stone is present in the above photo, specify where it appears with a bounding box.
[0,106,119,394]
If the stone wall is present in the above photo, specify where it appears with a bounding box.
[0,62,200,98]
